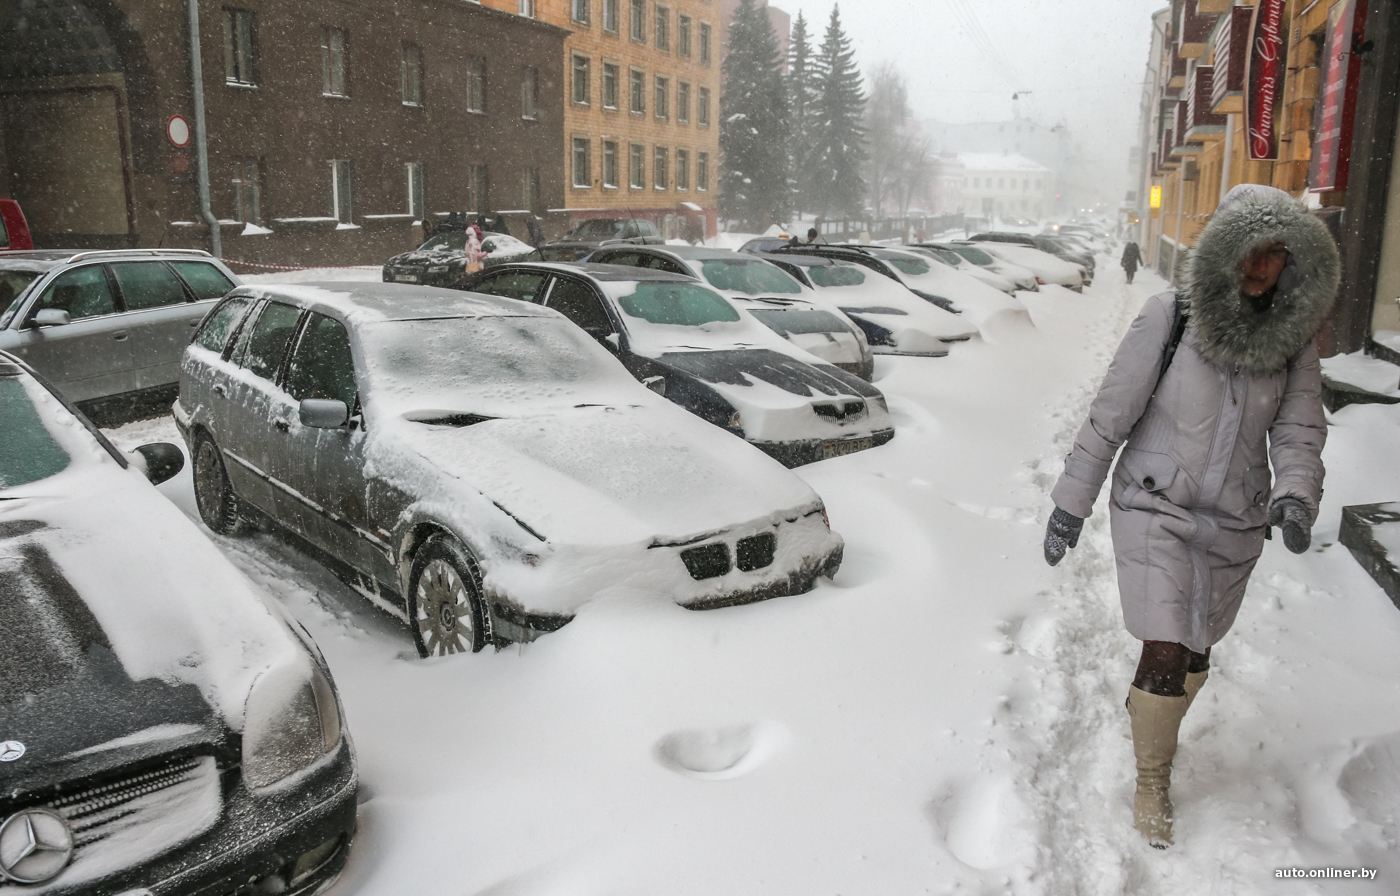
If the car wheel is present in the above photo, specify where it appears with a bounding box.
[193,435,247,535]
[407,535,487,657]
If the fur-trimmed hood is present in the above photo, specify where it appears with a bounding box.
[1186,184,1339,371]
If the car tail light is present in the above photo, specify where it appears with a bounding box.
[735,533,776,572]
[680,542,731,580]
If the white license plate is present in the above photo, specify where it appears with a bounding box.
[395,274,419,283]
[822,437,872,460]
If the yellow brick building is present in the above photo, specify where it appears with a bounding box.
[480,0,723,238]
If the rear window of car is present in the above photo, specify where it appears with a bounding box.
[110,262,189,310]
[0,376,71,488]
[612,281,740,327]
[170,261,235,300]
[0,270,40,324]
[953,246,995,266]
[885,256,931,276]
[572,219,627,241]
[748,309,849,337]
[194,296,254,354]
[920,247,964,266]
[699,259,802,295]
[808,265,866,288]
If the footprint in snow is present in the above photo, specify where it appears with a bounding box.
[950,501,1038,524]
[654,721,790,780]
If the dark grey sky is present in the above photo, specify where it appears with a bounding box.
[782,0,1169,199]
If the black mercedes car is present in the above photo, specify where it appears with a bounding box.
[0,351,357,895]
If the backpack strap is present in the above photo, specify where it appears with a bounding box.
[1153,292,1190,394]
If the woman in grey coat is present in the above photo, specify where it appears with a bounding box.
[1043,185,1338,847]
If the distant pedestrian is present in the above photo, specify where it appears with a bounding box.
[1043,185,1338,848]
[465,224,485,274]
[1121,241,1143,284]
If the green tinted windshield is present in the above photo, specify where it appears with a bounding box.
[808,265,867,288]
[886,255,931,276]
[615,282,741,326]
[699,259,802,295]
[0,377,71,488]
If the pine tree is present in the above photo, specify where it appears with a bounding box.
[809,4,868,219]
[787,11,820,215]
[720,0,792,231]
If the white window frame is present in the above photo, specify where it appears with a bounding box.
[572,55,590,105]
[572,138,591,188]
[696,152,708,192]
[406,162,425,218]
[402,44,423,106]
[653,146,668,191]
[654,75,668,120]
[330,159,353,224]
[466,57,485,113]
[322,27,348,97]
[223,9,256,86]
[629,143,645,189]
[521,67,539,120]
[602,140,618,188]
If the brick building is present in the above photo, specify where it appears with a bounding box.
[0,0,567,268]
[481,0,722,239]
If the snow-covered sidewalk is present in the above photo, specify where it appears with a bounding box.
[105,262,1400,895]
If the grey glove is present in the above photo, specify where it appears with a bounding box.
[1268,497,1312,554]
[1043,506,1084,566]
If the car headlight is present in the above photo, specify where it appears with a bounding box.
[242,658,342,790]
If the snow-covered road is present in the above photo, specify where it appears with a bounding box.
[105,261,1400,895]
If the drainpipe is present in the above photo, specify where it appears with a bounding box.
[1219,114,1235,203]
[188,0,221,257]
[1172,174,1185,285]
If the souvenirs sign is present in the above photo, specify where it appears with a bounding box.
[1244,0,1290,161]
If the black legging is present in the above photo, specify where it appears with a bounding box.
[1133,640,1210,697]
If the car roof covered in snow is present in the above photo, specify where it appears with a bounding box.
[227,281,557,323]
[491,261,698,283]
[754,252,847,268]
[618,245,756,262]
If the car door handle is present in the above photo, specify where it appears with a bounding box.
[213,384,227,397]
[273,419,290,432]
[112,331,129,342]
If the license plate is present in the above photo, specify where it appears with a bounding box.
[395,274,419,283]
[822,437,872,460]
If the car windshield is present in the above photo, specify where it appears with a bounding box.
[699,259,802,295]
[884,255,931,276]
[916,247,964,266]
[807,265,867,288]
[572,219,628,240]
[0,374,73,488]
[952,246,996,266]
[419,232,468,252]
[0,270,41,324]
[358,316,639,417]
[607,281,741,327]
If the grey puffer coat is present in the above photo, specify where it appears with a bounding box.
[1051,185,1338,652]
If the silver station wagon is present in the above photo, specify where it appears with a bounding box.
[0,249,239,422]
[174,283,845,655]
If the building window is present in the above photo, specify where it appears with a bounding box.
[1035,179,1042,190]
[406,162,425,218]
[521,67,539,119]
[402,44,423,106]
[654,147,668,190]
[655,6,669,51]
[678,15,691,57]
[973,177,980,188]
[630,0,645,41]
[234,159,261,224]
[223,9,256,86]
[696,151,708,191]
[677,82,689,123]
[998,178,1005,189]
[572,0,589,24]
[699,23,711,63]
[524,168,542,214]
[697,86,710,127]
[519,0,536,17]
[629,143,645,189]
[602,62,619,108]
[572,55,590,104]
[330,159,353,224]
[675,149,688,190]
[603,141,618,187]
[1022,179,1029,191]
[322,27,347,97]
[603,0,619,33]
[469,164,489,215]
[630,68,645,114]
[654,76,668,120]
[466,57,485,113]
[572,138,591,187]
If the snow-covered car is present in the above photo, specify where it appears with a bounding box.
[971,232,1095,284]
[381,230,536,288]
[939,242,1040,292]
[173,284,845,653]
[537,217,665,262]
[585,245,874,379]
[904,244,1017,294]
[470,262,895,466]
[0,249,240,423]
[757,252,977,356]
[965,239,1084,291]
[0,351,356,895]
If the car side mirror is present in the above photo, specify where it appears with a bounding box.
[132,442,185,486]
[32,309,71,328]
[642,375,666,396]
[300,398,349,429]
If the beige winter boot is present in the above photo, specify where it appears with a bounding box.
[1183,669,1208,711]
[1126,686,1190,847]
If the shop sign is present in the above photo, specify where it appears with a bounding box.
[1149,185,1163,209]
[1309,0,1366,191]
[1244,0,1290,161]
